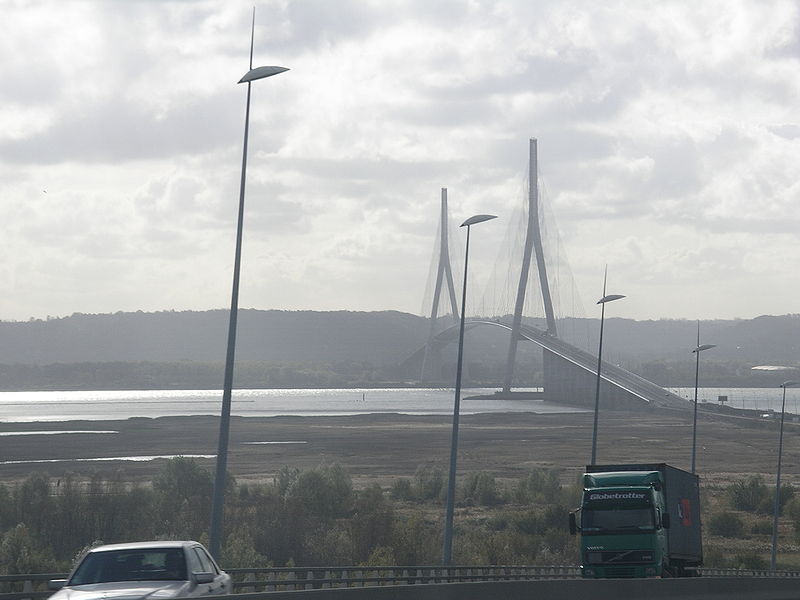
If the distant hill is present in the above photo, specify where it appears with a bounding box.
[0,310,798,390]
[551,314,800,364]
[0,310,429,365]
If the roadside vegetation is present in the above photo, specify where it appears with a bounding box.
[0,460,798,574]
[703,474,800,570]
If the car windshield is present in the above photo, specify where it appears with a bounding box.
[70,549,187,585]
[582,507,655,533]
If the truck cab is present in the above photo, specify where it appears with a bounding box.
[570,465,701,578]
[571,472,668,578]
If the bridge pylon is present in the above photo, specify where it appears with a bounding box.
[502,138,558,393]
[420,188,460,382]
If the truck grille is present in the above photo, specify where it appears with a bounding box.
[585,549,654,565]
[604,567,638,578]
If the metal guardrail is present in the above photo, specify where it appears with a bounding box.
[4,564,800,597]
[228,565,580,591]
[699,567,800,578]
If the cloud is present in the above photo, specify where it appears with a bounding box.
[0,0,799,322]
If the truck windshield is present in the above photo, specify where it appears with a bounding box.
[582,507,655,533]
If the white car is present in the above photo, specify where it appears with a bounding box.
[49,541,232,599]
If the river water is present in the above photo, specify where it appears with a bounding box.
[0,387,586,423]
[0,386,795,424]
[668,387,800,416]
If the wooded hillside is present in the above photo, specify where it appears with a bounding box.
[0,310,798,390]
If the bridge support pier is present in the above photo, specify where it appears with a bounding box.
[543,349,651,410]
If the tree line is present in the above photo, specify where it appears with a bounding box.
[0,458,579,573]
[1,459,797,575]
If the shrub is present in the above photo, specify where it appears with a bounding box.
[732,551,767,570]
[728,476,769,513]
[486,513,510,531]
[389,478,413,501]
[751,520,773,535]
[414,465,444,501]
[0,523,62,574]
[513,468,562,504]
[152,457,214,539]
[221,530,271,568]
[511,511,542,535]
[541,504,568,531]
[462,472,501,506]
[708,511,744,538]
[350,484,394,562]
[703,545,726,568]
[285,464,353,522]
[754,483,793,515]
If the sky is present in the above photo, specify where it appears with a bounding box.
[1,0,798,323]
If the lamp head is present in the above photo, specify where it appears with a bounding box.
[692,344,716,354]
[460,214,497,228]
[597,294,625,305]
[239,65,290,84]
[781,381,800,388]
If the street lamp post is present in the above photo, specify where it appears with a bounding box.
[590,267,624,466]
[771,380,799,570]
[442,213,497,566]
[208,13,288,561]
[690,321,715,474]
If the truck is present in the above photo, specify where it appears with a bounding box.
[569,463,702,578]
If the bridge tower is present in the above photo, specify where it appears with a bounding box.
[420,188,460,381]
[502,138,558,393]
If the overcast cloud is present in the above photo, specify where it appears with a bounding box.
[1,0,798,322]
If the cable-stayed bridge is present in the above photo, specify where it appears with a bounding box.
[408,139,688,412]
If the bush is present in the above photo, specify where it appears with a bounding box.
[541,504,568,531]
[0,523,62,573]
[462,472,501,506]
[152,457,214,539]
[708,511,744,538]
[350,484,394,562]
[753,483,793,515]
[728,476,770,513]
[511,511,542,535]
[389,478,413,501]
[751,520,773,535]
[486,513,510,531]
[513,468,562,504]
[703,545,726,568]
[732,551,767,570]
[414,465,444,501]
[285,464,353,522]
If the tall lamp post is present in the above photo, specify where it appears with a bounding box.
[209,13,288,560]
[690,321,715,474]
[442,213,497,566]
[771,380,799,570]
[590,267,624,466]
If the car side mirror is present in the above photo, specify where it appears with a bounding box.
[661,512,670,529]
[194,572,215,584]
[569,511,578,535]
[48,580,67,591]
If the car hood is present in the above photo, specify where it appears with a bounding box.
[50,581,191,600]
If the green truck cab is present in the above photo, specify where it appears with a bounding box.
[569,463,702,578]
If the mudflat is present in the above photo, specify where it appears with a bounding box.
[0,404,795,488]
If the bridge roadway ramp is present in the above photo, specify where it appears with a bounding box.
[464,320,689,411]
[407,318,690,411]
[204,577,800,599]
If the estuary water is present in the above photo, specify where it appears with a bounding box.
[668,386,800,416]
[0,387,586,423]
[0,386,793,424]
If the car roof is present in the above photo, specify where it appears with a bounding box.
[87,541,201,553]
